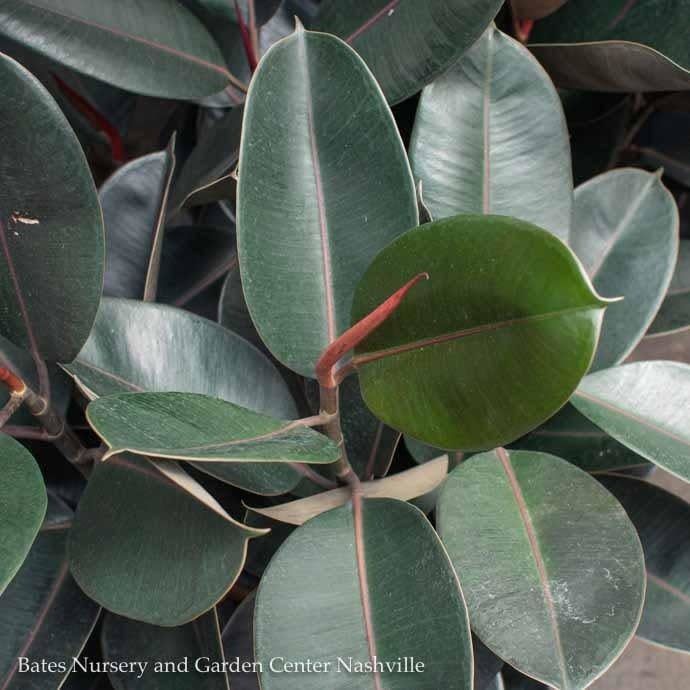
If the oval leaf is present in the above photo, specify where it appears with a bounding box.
[437,449,646,690]
[410,26,572,241]
[70,455,266,626]
[0,0,233,99]
[0,434,46,594]
[352,215,610,450]
[316,0,503,104]
[248,456,448,525]
[87,391,340,464]
[237,26,418,377]
[572,361,690,483]
[0,494,100,690]
[530,1,690,91]
[64,299,303,494]
[570,168,678,370]
[102,608,229,689]
[0,52,103,363]
[255,498,472,689]
[650,239,690,335]
[600,474,690,653]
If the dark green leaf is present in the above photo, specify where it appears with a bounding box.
[530,0,690,91]
[410,26,572,241]
[102,609,229,689]
[87,391,340,464]
[101,142,175,301]
[352,215,610,450]
[600,474,690,652]
[64,299,303,494]
[650,240,690,335]
[218,267,263,350]
[0,51,103,363]
[0,1,233,99]
[237,26,418,377]
[572,361,690,483]
[70,455,266,626]
[438,449,646,690]
[255,498,472,689]
[571,168,678,370]
[0,494,100,690]
[0,434,46,594]
[316,0,503,104]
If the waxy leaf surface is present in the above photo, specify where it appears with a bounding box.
[530,0,690,91]
[570,168,678,370]
[600,474,690,653]
[0,52,103,363]
[316,0,503,104]
[237,27,418,377]
[64,299,303,494]
[438,449,645,690]
[410,26,572,240]
[87,392,339,465]
[70,455,266,626]
[0,434,46,595]
[352,215,609,450]
[255,498,472,689]
[572,361,690,483]
[0,495,100,690]
[0,0,232,99]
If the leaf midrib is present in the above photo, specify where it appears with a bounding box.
[354,303,603,366]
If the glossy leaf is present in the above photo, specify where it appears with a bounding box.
[512,0,568,19]
[410,26,572,241]
[248,456,448,525]
[0,52,103,363]
[218,266,263,350]
[0,495,100,690]
[70,455,266,626]
[650,239,690,335]
[571,169,678,370]
[101,143,175,300]
[530,0,690,91]
[0,434,46,595]
[237,26,418,377]
[102,609,229,689]
[0,1,233,99]
[316,0,503,104]
[64,299,303,494]
[352,215,610,450]
[255,498,473,689]
[572,361,690,483]
[438,449,646,690]
[600,474,690,652]
[87,392,339,464]
[512,404,649,473]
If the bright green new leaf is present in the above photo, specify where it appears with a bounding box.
[0,52,103,363]
[0,434,46,595]
[410,26,572,240]
[530,0,690,91]
[572,361,690,483]
[255,498,473,689]
[352,215,610,450]
[237,26,418,377]
[600,474,690,653]
[316,0,503,104]
[570,168,678,370]
[438,449,646,690]
[87,392,340,464]
[64,299,304,495]
[0,495,100,690]
[70,455,266,626]
[0,0,233,99]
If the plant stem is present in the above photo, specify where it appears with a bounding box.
[319,384,360,489]
[0,389,27,426]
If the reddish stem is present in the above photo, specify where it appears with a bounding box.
[515,18,534,43]
[0,366,26,394]
[315,272,429,388]
[234,0,259,72]
[53,74,125,163]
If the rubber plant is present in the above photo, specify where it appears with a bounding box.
[0,2,689,690]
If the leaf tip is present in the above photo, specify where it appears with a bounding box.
[293,15,305,33]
